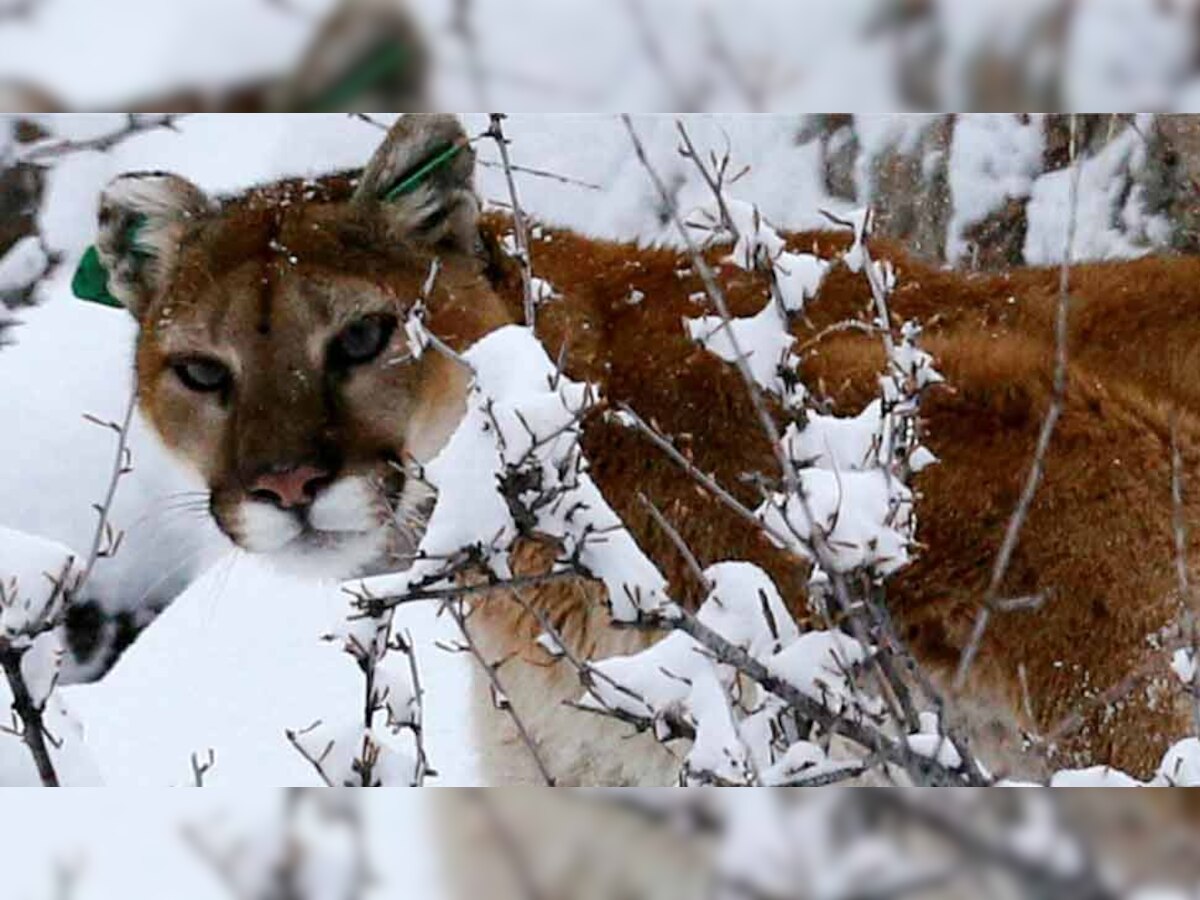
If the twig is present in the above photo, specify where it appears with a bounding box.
[485,114,537,330]
[624,114,793,492]
[794,319,882,355]
[676,120,791,318]
[191,748,216,787]
[477,158,601,191]
[658,605,983,785]
[0,391,133,787]
[285,721,336,787]
[675,121,739,240]
[394,628,433,783]
[0,638,59,785]
[444,599,556,785]
[954,113,1081,692]
[624,120,994,785]
[637,493,711,593]
[351,114,600,189]
[17,115,186,164]
[354,569,584,615]
[0,554,75,787]
[76,389,137,599]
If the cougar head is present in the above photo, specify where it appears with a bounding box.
[95,115,511,578]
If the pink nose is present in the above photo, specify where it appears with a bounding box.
[249,465,331,509]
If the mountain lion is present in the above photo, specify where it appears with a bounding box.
[88,114,1199,785]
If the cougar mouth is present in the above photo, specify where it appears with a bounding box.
[212,461,432,580]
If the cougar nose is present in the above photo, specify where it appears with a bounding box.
[248,465,332,509]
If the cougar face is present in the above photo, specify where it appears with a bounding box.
[96,116,509,577]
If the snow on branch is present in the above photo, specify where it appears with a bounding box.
[352,325,672,624]
[287,609,430,787]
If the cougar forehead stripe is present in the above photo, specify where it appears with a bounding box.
[256,210,285,337]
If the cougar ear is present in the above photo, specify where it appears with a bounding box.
[353,114,478,252]
[94,172,212,319]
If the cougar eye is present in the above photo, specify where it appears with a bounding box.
[329,314,397,369]
[172,357,231,394]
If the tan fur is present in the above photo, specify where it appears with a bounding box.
[109,117,1200,785]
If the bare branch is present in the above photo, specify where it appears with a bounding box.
[17,115,186,164]
[657,605,984,785]
[0,637,60,785]
[191,748,216,787]
[478,158,602,190]
[445,598,556,785]
[954,113,1081,692]
[637,492,711,594]
[76,388,137,599]
[353,569,584,616]
[285,721,336,787]
[484,114,537,330]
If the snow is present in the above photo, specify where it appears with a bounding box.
[1171,647,1197,686]
[62,556,479,787]
[0,525,100,785]
[1005,793,1086,879]
[0,524,79,637]
[1045,741,1200,787]
[767,631,874,719]
[0,294,221,678]
[684,199,831,405]
[947,114,1045,265]
[3,109,944,794]
[852,114,941,202]
[686,302,798,402]
[1024,119,1168,265]
[1,0,1197,117]
[757,468,914,576]
[904,711,964,770]
[356,324,671,623]
[935,1,1062,110]
[1155,737,1200,787]
[699,562,799,658]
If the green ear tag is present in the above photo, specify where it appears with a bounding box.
[73,215,148,309]
[382,140,466,202]
[72,245,123,308]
